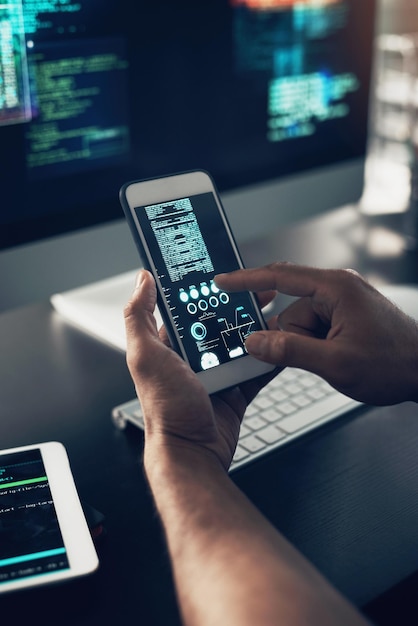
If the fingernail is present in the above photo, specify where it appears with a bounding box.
[246,332,268,357]
[134,270,144,291]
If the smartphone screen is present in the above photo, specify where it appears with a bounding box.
[134,191,265,373]
[0,448,69,587]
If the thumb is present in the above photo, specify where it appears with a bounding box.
[124,270,161,368]
[245,330,335,379]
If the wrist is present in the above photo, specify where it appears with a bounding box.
[412,367,418,404]
[144,435,227,492]
[407,328,418,403]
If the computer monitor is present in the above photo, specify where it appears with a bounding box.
[0,0,376,319]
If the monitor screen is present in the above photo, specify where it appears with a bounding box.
[0,0,376,251]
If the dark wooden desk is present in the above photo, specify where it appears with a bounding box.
[1,206,418,625]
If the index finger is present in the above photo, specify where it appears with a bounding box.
[215,263,322,299]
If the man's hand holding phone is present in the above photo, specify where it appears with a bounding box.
[124,268,242,473]
[124,269,275,472]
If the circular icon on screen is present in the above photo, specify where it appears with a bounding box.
[187,303,198,315]
[191,322,207,341]
[201,352,220,370]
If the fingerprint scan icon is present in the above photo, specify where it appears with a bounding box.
[201,352,220,370]
[191,322,207,341]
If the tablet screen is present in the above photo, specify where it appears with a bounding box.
[0,448,69,587]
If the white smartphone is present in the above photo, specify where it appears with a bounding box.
[120,170,275,394]
[0,441,99,594]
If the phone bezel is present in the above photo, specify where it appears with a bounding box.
[0,441,99,594]
[120,170,275,394]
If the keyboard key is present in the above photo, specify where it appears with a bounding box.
[299,374,320,389]
[280,369,299,382]
[270,389,289,403]
[257,425,286,444]
[307,387,326,401]
[251,395,275,410]
[240,435,267,453]
[260,408,282,423]
[293,394,312,408]
[286,383,304,395]
[279,401,298,415]
[245,416,267,431]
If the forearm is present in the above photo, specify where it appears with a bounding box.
[145,444,370,626]
[411,334,418,403]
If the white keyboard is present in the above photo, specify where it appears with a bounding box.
[111,368,361,471]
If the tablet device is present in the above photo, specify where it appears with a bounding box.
[0,441,99,594]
